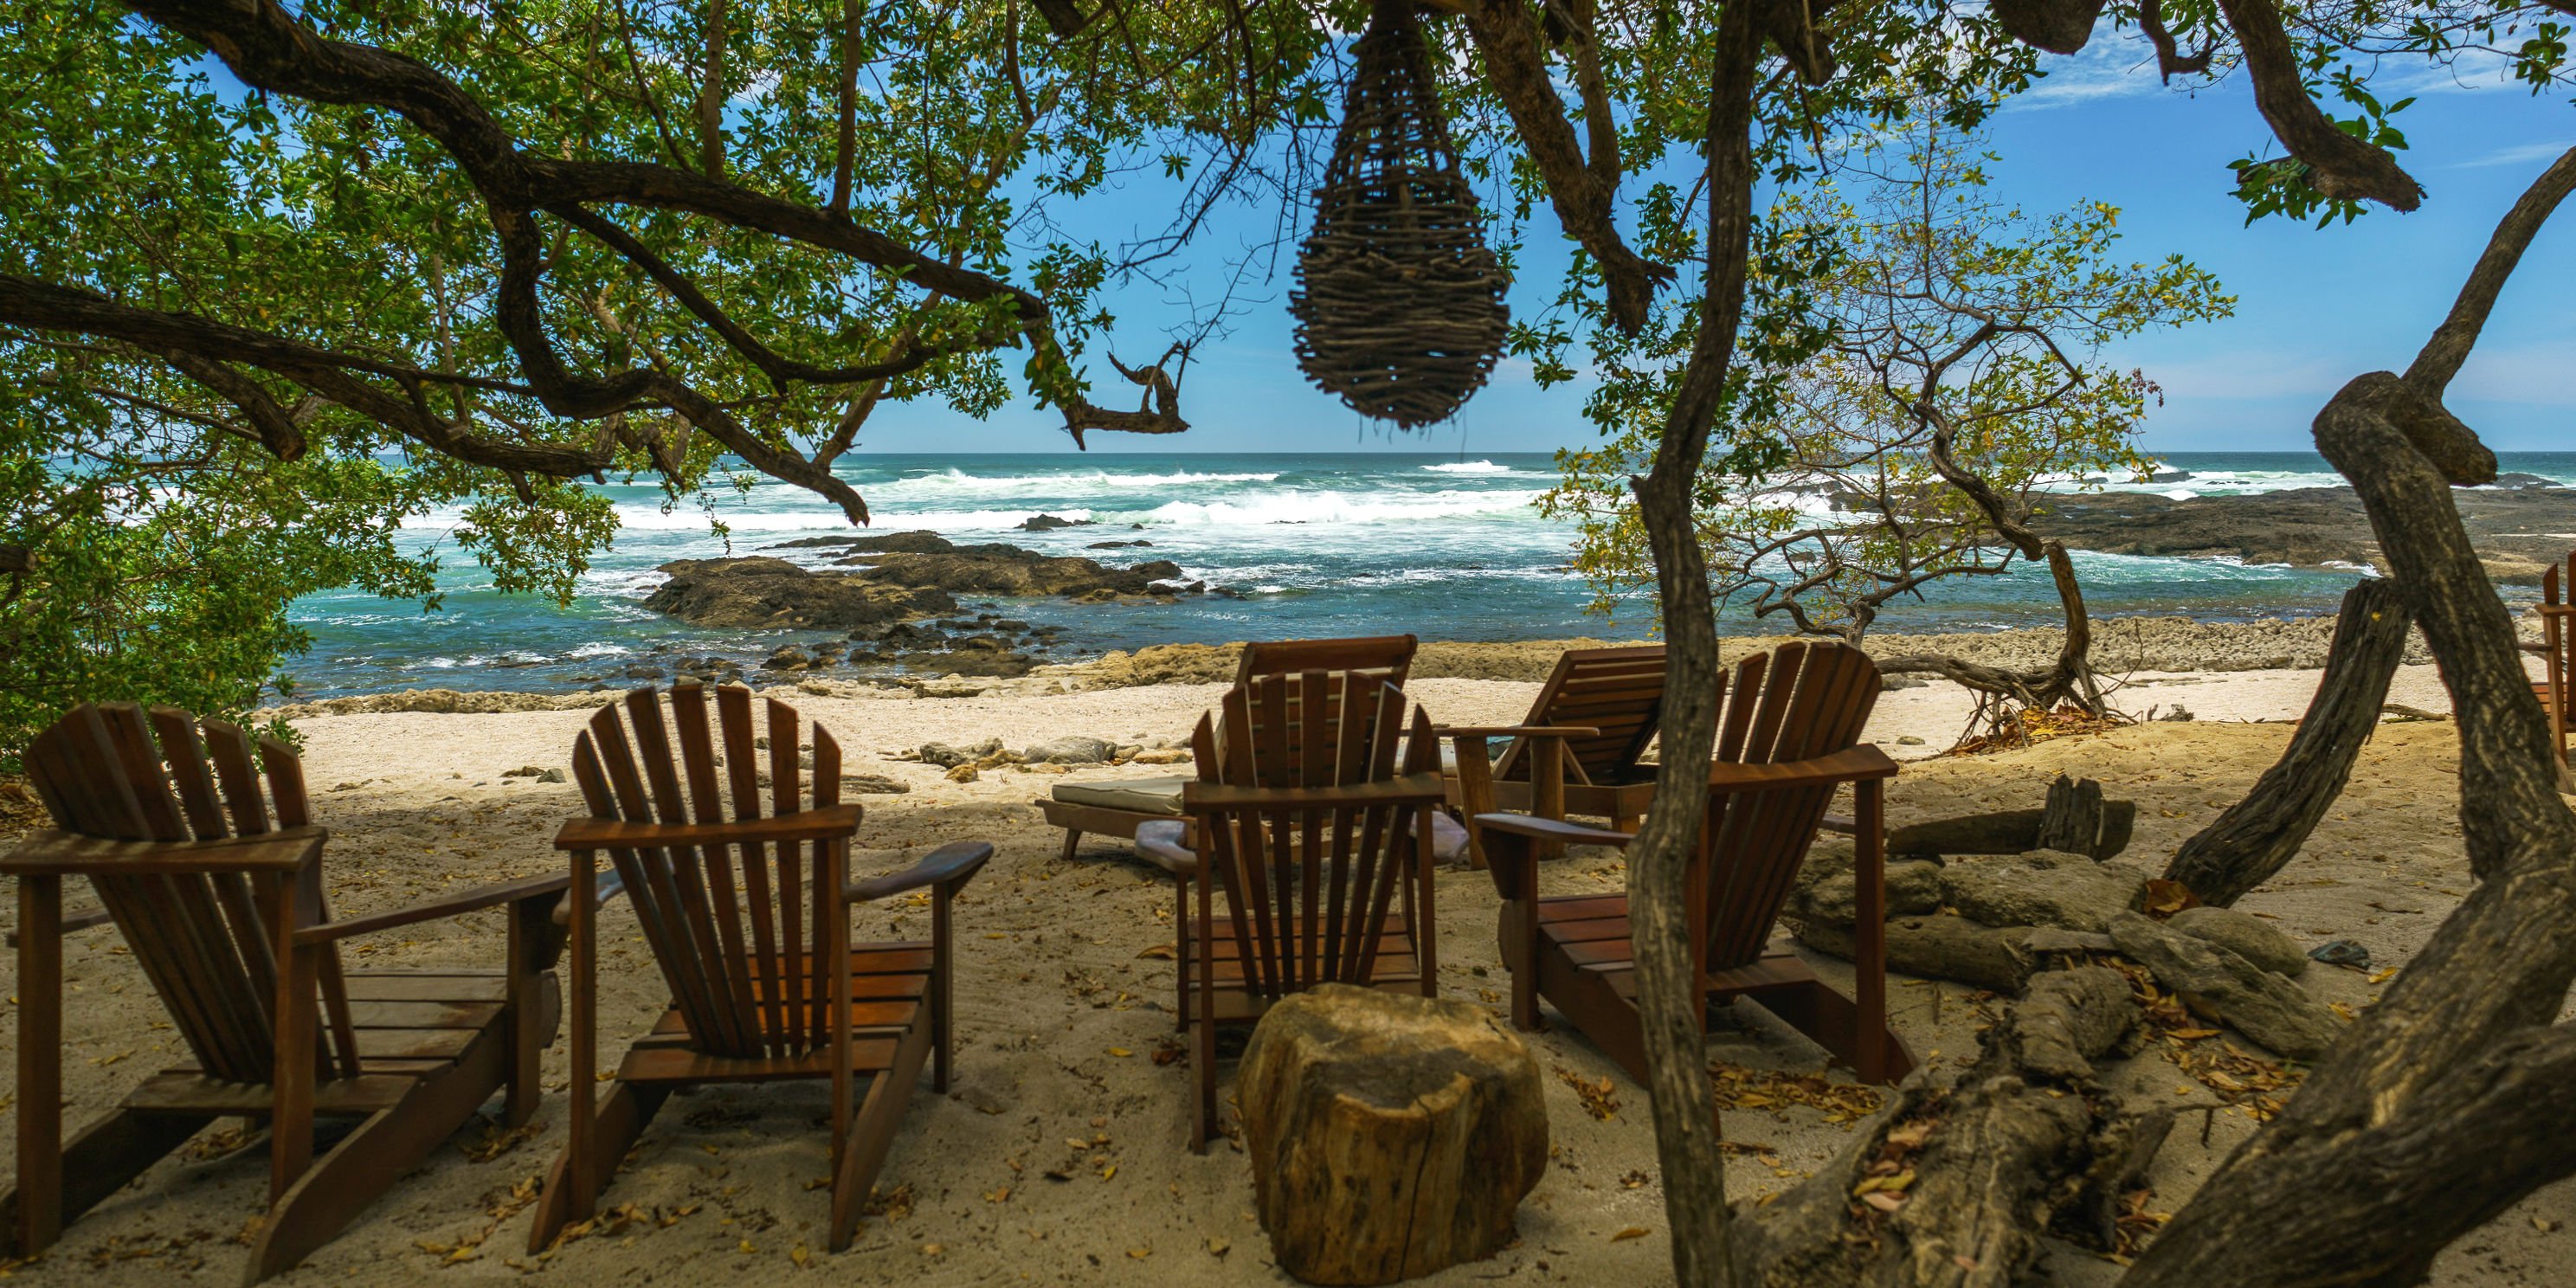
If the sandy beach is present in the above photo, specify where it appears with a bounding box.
[3,621,2570,1285]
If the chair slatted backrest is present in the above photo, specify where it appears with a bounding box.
[570,683,848,1060]
[1235,634,1417,690]
[21,703,355,1083]
[1187,673,1443,1001]
[1494,645,1667,786]
[1699,641,1881,969]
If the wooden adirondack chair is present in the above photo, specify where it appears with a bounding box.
[531,683,989,1253]
[1039,634,1417,859]
[1446,645,1665,866]
[2,703,568,1282]
[1477,641,1912,1086]
[2538,556,2574,764]
[1139,673,1446,1150]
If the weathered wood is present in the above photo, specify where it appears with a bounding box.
[2163,578,2412,905]
[1238,985,1547,1285]
[1886,800,2138,861]
[2032,774,2106,854]
[2128,149,2576,1286]
[1729,965,2159,1286]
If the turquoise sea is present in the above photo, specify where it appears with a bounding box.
[283,451,2576,699]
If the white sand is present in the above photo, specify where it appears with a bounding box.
[1,660,2569,1285]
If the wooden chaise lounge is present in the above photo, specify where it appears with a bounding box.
[1477,641,1913,1085]
[1139,671,1449,1150]
[529,683,989,1253]
[3,703,568,1282]
[1040,634,1416,858]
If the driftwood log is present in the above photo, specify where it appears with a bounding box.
[1731,964,2165,1285]
[1235,985,1548,1285]
[2162,578,2412,905]
[1889,791,2136,862]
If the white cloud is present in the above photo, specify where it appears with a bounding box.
[2133,349,2351,400]
[2010,30,2168,110]
[2454,139,2576,170]
[2451,344,2576,405]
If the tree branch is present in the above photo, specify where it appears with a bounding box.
[2208,0,2425,210]
[1459,0,1674,335]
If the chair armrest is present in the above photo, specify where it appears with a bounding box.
[1433,724,1600,740]
[554,803,866,851]
[845,840,993,904]
[1472,814,1636,848]
[295,872,573,944]
[2537,604,2576,617]
[0,827,325,876]
[1706,744,1899,791]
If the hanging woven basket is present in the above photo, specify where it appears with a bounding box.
[1290,0,1510,428]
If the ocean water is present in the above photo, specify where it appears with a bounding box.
[282,451,2576,699]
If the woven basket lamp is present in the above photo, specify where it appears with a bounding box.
[1290,0,1510,428]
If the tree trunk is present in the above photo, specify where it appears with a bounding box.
[1236,986,1549,1285]
[1617,6,1768,1284]
[2126,145,2576,1286]
[2161,578,2411,905]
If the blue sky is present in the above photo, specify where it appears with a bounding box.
[896,28,2574,457]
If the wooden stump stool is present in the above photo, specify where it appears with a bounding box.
[1237,984,1548,1285]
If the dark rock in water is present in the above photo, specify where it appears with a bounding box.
[991,619,1031,632]
[2495,472,2564,489]
[766,529,955,554]
[2149,469,2193,483]
[2040,485,2576,573]
[1149,580,1208,596]
[877,622,950,649]
[1089,539,1154,549]
[645,557,956,629]
[851,548,1184,598]
[1018,513,1092,531]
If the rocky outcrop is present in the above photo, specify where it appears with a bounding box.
[650,531,1190,633]
[645,557,954,629]
[849,549,1182,596]
[2018,485,2576,583]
